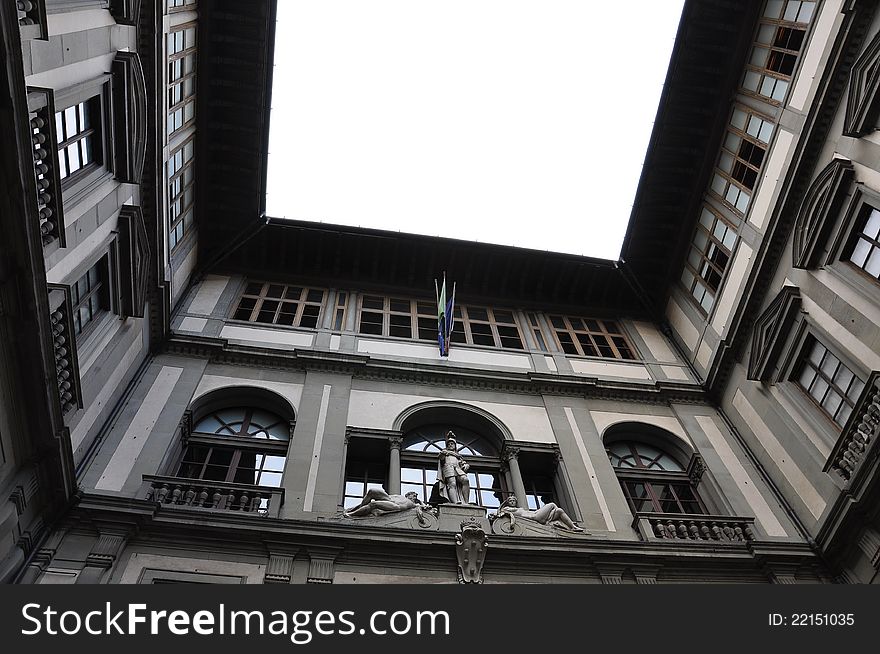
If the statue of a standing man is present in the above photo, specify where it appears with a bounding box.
[437,431,470,504]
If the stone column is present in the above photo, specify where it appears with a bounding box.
[502,446,528,507]
[337,433,351,509]
[388,436,402,495]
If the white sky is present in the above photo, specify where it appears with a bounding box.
[266,1,684,260]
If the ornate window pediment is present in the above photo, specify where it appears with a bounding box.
[111,52,147,184]
[117,205,150,318]
[844,30,880,138]
[792,159,854,269]
[747,286,802,382]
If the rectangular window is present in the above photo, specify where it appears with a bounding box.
[741,0,815,103]
[794,336,865,427]
[847,203,880,280]
[710,106,773,215]
[343,460,387,509]
[169,0,197,9]
[70,258,109,338]
[167,138,195,250]
[401,465,438,504]
[55,97,102,183]
[233,282,325,328]
[527,312,548,351]
[681,206,737,314]
[547,316,636,359]
[333,292,348,331]
[167,24,197,136]
[523,473,556,510]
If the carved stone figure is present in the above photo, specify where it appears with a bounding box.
[493,496,584,532]
[436,431,470,504]
[344,488,423,518]
[455,517,488,583]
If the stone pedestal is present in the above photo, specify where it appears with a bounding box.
[437,504,489,533]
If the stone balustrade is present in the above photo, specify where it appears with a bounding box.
[827,372,880,482]
[47,287,80,415]
[635,513,756,542]
[15,0,47,40]
[143,476,284,518]
[27,88,64,247]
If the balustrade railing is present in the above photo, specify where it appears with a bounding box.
[826,372,880,482]
[143,476,284,518]
[15,0,47,40]
[27,88,64,248]
[634,513,757,542]
[47,286,81,415]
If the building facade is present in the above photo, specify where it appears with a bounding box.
[1,0,878,584]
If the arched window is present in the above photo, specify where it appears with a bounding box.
[177,406,290,488]
[400,424,506,510]
[606,439,705,515]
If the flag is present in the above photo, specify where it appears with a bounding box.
[435,274,455,357]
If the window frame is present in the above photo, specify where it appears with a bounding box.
[607,441,708,516]
[842,199,880,284]
[53,76,113,206]
[231,281,327,329]
[547,315,638,360]
[69,255,111,342]
[166,22,197,137]
[708,105,775,216]
[681,204,739,315]
[790,333,867,430]
[167,136,195,251]
[177,407,291,489]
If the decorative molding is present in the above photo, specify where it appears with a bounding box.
[455,517,488,584]
[844,29,880,137]
[85,532,127,568]
[747,286,802,382]
[792,159,855,269]
[686,454,706,485]
[117,205,151,318]
[166,335,711,406]
[264,553,295,584]
[111,52,147,183]
[306,548,340,584]
[109,0,140,26]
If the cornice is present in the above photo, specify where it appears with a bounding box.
[164,335,710,405]
[73,493,820,570]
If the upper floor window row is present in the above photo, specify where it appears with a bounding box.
[742,0,815,103]
[230,283,639,359]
